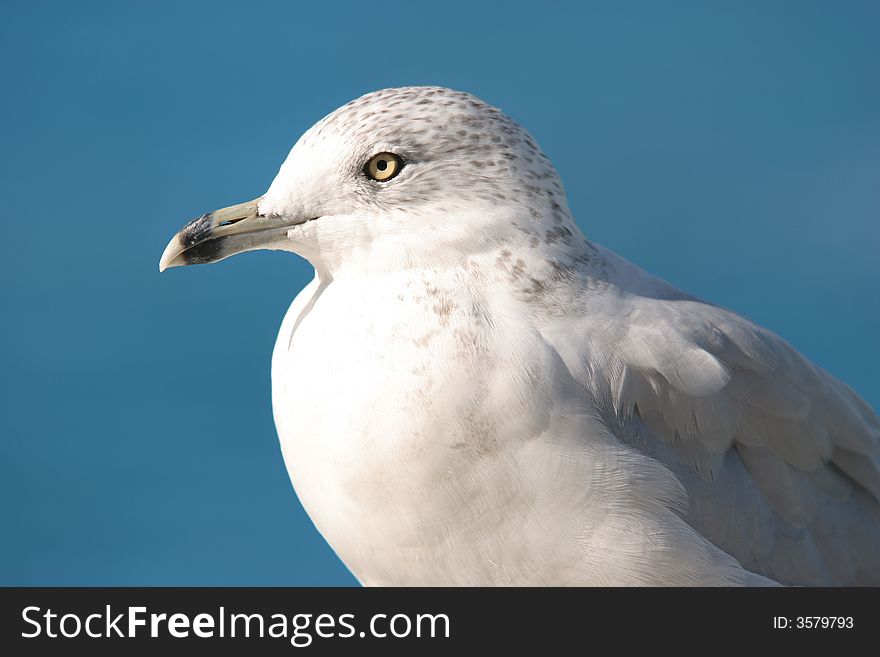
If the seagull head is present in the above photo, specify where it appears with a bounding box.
[159,86,578,276]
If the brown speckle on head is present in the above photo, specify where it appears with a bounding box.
[544,225,574,245]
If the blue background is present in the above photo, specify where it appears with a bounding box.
[1,1,877,585]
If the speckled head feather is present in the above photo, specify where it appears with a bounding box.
[258,86,588,274]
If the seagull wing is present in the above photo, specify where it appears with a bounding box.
[554,253,880,585]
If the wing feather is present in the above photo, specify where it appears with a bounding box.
[575,291,880,585]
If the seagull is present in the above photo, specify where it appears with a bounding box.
[160,86,880,586]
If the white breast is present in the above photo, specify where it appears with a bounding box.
[270,267,762,586]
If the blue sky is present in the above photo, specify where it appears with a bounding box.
[1,1,877,584]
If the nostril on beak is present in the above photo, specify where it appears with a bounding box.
[218,217,247,227]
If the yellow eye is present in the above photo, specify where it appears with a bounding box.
[364,152,403,182]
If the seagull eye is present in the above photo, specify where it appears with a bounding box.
[364,152,403,182]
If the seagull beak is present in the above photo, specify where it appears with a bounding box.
[159,197,309,272]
